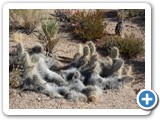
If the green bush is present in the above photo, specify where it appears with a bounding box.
[71,10,106,42]
[9,9,42,34]
[102,34,144,58]
[42,19,59,41]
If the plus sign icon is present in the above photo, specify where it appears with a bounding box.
[137,89,158,110]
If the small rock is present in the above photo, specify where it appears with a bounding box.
[36,97,41,102]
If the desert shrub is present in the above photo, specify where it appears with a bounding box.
[116,9,145,19]
[9,9,42,34]
[71,10,106,42]
[127,9,145,27]
[127,9,145,17]
[101,34,144,58]
[117,9,128,21]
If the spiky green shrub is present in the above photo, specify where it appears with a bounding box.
[9,9,42,34]
[102,34,144,58]
[41,19,59,55]
[42,19,59,41]
[71,10,106,42]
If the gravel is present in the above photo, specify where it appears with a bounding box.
[9,87,140,109]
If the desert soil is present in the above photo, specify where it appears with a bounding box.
[9,10,145,109]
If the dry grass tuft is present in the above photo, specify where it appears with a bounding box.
[9,9,43,34]
[11,32,26,42]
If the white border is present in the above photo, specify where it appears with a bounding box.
[3,3,151,115]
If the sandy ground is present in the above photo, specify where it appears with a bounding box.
[9,10,145,109]
[9,87,139,109]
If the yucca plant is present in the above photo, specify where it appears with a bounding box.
[42,19,59,41]
[41,19,59,56]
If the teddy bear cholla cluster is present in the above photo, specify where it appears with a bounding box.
[9,41,134,102]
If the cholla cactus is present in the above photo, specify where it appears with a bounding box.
[106,56,113,66]
[72,45,90,69]
[100,56,113,76]
[31,54,39,64]
[17,42,25,56]
[9,40,135,103]
[82,86,102,102]
[73,43,83,61]
[83,46,90,57]
[10,42,27,72]
[108,47,124,77]
[110,47,119,59]
[77,43,83,56]
[88,41,96,55]
[125,65,133,76]
[119,75,135,85]
[111,58,124,75]
[68,78,85,92]
[66,90,87,102]
[89,54,98,66]
[101,47,129,78]
[90,54,102,74]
